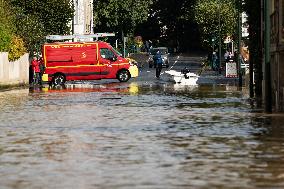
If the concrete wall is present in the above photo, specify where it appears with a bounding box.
[0,53,29,85]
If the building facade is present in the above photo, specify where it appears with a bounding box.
[270,0,284,111]
[72,0,93,37]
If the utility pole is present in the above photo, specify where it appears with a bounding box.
[237,0,242,87]
[72,0,75,35]
[264,0,272,112]
[218,0,222,73]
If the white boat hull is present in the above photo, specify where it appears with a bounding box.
[165,70,199,85]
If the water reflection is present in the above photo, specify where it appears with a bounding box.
[248,116,284,188]
[0,82,284,189]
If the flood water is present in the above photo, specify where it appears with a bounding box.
[0,81,284,189]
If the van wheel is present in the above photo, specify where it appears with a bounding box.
[52,74,65,86]
[117,70,130,82]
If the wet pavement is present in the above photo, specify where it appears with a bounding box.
[0,54,284,189]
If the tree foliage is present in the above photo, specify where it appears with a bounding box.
[8,35,27,61]
[93,0,153,35]
[12,7,45,53]
[0,0,26,60]
[1,0,73,58]
[194,0,237,49]
[0,25,12,53]
[0,0,13,52]
[135,0,199,51]
[9,0,74,52]
[10,0,73,35]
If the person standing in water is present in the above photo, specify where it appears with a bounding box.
[153,50,163,78]
[31,56,40,84]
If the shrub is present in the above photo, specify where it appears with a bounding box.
[8,35,27,61]
[0,25,12,52]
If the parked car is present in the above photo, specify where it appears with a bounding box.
[148,47,169,68]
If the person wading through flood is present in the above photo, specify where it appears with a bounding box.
[153,50,163,78]
[38,57,45,85]
[31,56,40,85]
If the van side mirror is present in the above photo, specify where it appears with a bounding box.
[110,56,117,61]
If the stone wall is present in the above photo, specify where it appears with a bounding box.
[0,53,29,85]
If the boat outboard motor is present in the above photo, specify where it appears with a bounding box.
[181,67,190,79]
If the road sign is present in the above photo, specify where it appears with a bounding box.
[225,61,238,78]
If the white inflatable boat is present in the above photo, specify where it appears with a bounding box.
[165,69,199,85]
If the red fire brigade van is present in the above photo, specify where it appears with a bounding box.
[42,41,138,85]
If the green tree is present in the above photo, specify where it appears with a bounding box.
[93,0,153,35]
[194,0,237,49]
[12,7,45,53]
[0,0,13,52]
[10,0,74,52]
[135,0,199,51]
[0,0,26,61]
[10,0,73,35]
[0,26,12,52]
[8,35,27,61]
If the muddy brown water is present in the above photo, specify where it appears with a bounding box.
[0,81,284,189]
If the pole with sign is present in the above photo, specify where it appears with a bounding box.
[123,37,128,58]
[224,35,237,78]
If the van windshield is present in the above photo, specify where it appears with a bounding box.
[112,47,123,57]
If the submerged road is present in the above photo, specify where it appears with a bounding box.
[0,54,284,189]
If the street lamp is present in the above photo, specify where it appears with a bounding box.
[218,0,222,73]
[212,38,215,52]
[237,0,242,87]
